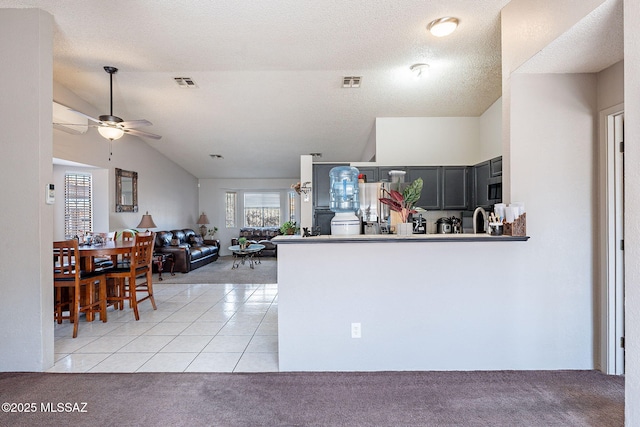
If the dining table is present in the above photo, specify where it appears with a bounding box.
[77,240,135,272]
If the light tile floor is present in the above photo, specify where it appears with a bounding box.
[49,282,278,373]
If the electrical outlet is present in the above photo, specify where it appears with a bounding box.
[351,322,361,338]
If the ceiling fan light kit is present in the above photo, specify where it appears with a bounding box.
[97,125,124,141]
[427,17,459,37]
[75,65,163,143]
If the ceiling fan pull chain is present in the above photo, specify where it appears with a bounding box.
[109,140,113,161]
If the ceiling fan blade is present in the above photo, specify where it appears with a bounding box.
[123,128,162,140]
[67,108,101,123]
[119,119,152,128]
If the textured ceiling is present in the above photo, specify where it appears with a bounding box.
[0,0,622,178]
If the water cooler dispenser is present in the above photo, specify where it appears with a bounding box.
[329,166,361,235]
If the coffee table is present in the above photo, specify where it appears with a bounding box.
[228,243,265,269]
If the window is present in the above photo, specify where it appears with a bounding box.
[225,192,237,228]
[288,191,296,222]
[64,173,92,239]
[244,192,280,227]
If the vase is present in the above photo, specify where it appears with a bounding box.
[396,222,413,236]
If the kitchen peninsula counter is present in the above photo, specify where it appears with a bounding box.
[272,233,529,244]
[273,231,587,373]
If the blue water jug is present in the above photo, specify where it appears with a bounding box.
[329,166,360,213]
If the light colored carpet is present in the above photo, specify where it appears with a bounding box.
[158,255,277,284]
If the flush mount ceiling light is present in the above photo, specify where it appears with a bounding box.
[427,17,459,37]
[410,63,430,78]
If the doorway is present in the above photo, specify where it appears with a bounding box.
[602,105,625,375]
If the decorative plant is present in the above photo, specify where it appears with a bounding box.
[291,182,302,194]
[238,237,248,249]
[280,220,300,235]
[379,178,423,223]
[207,226,218,237]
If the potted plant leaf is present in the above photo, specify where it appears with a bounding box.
[238,237,248,250]
[280,221,299,235]
[379,178,423,235]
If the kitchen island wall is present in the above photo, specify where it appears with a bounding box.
[275,235,592,372]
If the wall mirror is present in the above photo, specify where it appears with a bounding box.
[115,168,138,212]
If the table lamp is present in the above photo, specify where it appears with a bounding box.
[137,211,157,231]
[197,212,210,237]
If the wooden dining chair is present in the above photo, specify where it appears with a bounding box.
[118,229,136,267]
[53,240,107,338]
[105,232,157,320]
[93,232,115,271]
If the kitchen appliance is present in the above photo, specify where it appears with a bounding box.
[436,217,452,234]
[358,182,387,234]
[450,216,462,234]
[412,214,427,234]
[329,166,361,235]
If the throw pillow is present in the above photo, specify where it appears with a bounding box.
[190,235,204,245]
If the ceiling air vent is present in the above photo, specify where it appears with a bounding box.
[174,77,198,88]
[342,76,361,88]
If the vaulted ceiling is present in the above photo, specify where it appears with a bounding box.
[0,0,622,178]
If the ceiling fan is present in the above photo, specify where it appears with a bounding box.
[70,66,161,141]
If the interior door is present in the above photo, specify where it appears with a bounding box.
[614,112,625,374]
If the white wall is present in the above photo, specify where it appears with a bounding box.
[374,117,481,166]
[0,9,54,371]
[367,104,502,168]
[52,82,199,232]
[199,178,298,256]
[279,237,592,371]
[479,98,503,160]
[597,61,624,110]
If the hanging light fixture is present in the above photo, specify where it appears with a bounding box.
[427,17,459,37]
[97,124,124,141]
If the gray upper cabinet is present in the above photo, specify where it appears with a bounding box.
[356,167,379,183]
[442,166,469,210]
[406,166,442,210]
[490,156,502,177]
[472,160,491,209]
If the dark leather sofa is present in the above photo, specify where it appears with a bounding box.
[154,229,219,273]
[232,227,281,257]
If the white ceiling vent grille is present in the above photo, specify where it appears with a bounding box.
[174,77,198,88]
[342,76,361,88]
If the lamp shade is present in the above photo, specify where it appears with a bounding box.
[137,211,157,229]
[197,213,210,225]
[98,126,125,141]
